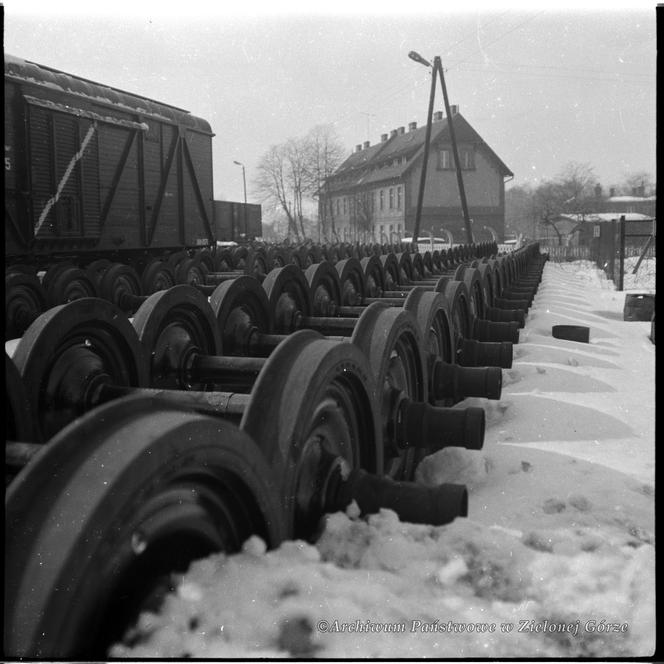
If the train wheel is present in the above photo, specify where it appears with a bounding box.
[5,271,48,340]
[5,352,38,445]
[209,276,272,356]
[350,303,427,481]
[12,298,147,442]
[85,259,113,290]
[45,266,97,307]
[336,258,366,306]
[132,285,221,389]
[141,258,176,294]
[4,394,285,658]
[175,256,208,286]
[241,331,382,539]
[97,263,143,314]
[262,265,313,333]
[305,261,342,316]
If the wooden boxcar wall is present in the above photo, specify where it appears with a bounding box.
[5,56,216,263]
[213,201,262,241]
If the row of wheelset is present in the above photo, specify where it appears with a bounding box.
[4,242,547,658]
[4,240,499,340]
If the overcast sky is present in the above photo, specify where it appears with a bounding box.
[3,1,656,204]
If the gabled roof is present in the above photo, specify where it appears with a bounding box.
[326,112,512,194]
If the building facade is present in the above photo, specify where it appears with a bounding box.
[319,108,513,244]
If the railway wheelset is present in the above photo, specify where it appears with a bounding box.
[5,241,547,657]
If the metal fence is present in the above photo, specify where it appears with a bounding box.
[539,217,656,290]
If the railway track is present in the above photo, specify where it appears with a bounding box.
[5,240,547,657]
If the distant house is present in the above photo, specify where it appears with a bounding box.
[319,107,513,244]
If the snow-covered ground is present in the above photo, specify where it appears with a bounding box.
[111,257,656,659]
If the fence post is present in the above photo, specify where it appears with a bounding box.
[617,215,625,291]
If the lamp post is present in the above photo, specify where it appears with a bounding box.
[233,160,247,240]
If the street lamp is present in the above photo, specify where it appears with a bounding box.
[233,160,247,239]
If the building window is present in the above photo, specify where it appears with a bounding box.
[397,186,402,210]
[438,149,452,170]
[460,148,475,170]
[336,199,340,215]
[343,197,347,214]
[379,190,385,211]
[389,188,394,209]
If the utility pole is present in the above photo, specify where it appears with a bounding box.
[233,160,247,239]
[408,52,473,246]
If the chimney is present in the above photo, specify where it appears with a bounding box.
[594,184,602,198]
[363,140,370,149]
[390,129,397,138]
[381,133,388,142]
[433,111,443,122]
[449,104,459,116]
[355,144,362,153]
[398,126,405,135]
[609,187,616,197]
[408,121,417,131]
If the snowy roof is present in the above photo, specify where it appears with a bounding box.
[607,195,656,203]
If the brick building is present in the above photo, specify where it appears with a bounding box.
[319,107,513,244]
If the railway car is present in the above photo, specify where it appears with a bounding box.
[5,53,216,268]
[214,200,263,242]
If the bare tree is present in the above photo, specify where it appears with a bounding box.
[303,124,345,242]
[619,171,655,196]
[254,125,345,243]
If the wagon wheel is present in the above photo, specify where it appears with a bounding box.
[5,272,48,340]
[84,259,113,289]
[457,266,487,320]
[336,258,366,306]
[12,298,147,442]
[411,252,426,281]
[5,394,285,658]
[41,262,76,296]
[165,250,189,269]
[248,247,270,281]
[305,261,342,316]
[175,256,208,286]
[132,285,221,390]
[361,255,385,298]
[350,303,427,481]
[209,277,273,356]
[262,265,312,333]
[196,248,215,273]
[45,266,97,307]
[442,279,475,341]
[6,352,38,445]
[404,288,455,366]
[380,253,400,290]
[214,248,235,271]
[242,331,381,538]
[140,259,176,294]
[97,263,143,313]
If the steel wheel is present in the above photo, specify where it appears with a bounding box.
[209,276,272,356]
[98,263,142,313]
[45,266,97,307]
[5,352,37,444]
[242,330,381,539]
[141,258,176,294]
[132,285,221,389]
[360,255,385,297]
[351,303,426,481]
[335,257,366,306]
[305,261,342,316]
[262,265,312,333]
[12,298,147,442]
[5,271,47,340]
[5,394,285,658]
